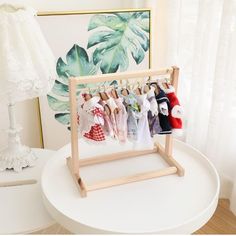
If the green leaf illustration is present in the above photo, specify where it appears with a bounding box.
[47,95,70,112]
[52,80,69,97]
[55,113,70,125]
[87,11,150,73]
[56,44,98,81]
[47,44,98,128]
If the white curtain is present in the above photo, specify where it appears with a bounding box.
[145,0,236,214]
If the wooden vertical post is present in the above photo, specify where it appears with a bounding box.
[69,78,80,175]
[164,66,179,157]
[171,66,179,93]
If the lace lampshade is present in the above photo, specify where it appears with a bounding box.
[0,3,56,104]
[0,4,56,172]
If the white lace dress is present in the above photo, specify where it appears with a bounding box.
[134,93,154,150]
[0,4,56,104]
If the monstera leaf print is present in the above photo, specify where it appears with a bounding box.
[47,44,98,128]
[87,12,150,73]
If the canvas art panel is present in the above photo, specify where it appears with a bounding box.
[37,9,151,149]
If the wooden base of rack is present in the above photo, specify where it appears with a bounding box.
[67,158,87,197]
[66,141,184,198]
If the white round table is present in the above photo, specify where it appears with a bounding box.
[41,139,220,234]
[0,149,55,234]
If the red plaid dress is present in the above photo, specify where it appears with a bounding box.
[84,107,105,141]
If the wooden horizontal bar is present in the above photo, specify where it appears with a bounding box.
[71,68,173,85]
[86,166,177,191]
[67,157,87,197]
[0,179,37,187]
[155,142,185,176]
[79,147,158,167]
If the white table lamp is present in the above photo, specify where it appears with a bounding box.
[0,4,56,172]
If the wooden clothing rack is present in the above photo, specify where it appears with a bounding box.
[67,66,184,197]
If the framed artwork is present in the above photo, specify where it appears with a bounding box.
[37,9,151,149]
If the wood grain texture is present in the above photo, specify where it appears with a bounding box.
[32,199,236,234]
[0,179,37,187]
[69,79,80,174]
[79,147,158,167]
[155,142,185,176]
[194,199,236,234]
[164,66,179,158]
[67,157,87,197]
[86,167,177,191]
[72,68,173,85]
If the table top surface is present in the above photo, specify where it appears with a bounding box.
[41,138,220,234]
[0,148,55,234]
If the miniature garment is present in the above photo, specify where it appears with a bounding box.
[135,93,153,150]
[84,109,106,141]
[122,92,139,141]
[77,95,105,142]
[164,85,183,136]
[100,96,118,138]
[114,97,128,143]
[155,89,172,134]
[98,100,114,138]
[146,86,162,136]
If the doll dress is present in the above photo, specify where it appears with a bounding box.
[83,108,105,142]
[146,86,162,136]
[163,85,183,136]
[100,96,118,138]
[135,93,153,150]
[99,99,115,138]
[106,96,119,138]
[114,97,128,143]
[78,95,105,142]
[155,89,172,134]
[122,92,140,141]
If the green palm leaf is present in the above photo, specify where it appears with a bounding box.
[87,11,150,73]
[47,44,98,128]
[55,113,70,125]
[47,95,70,112]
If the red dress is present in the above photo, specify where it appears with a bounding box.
[164,85,183,136]
[78,95,106,142]
[84,107,106,141]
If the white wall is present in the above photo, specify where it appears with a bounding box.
[0,0,132,150]
[0,0,124,12]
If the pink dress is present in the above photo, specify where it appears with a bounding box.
[100,97,118,139]
[100,100,115,138]
[114,97,128,143]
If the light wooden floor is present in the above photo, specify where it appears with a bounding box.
[194,199,236,234]
[33,199,236,234]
